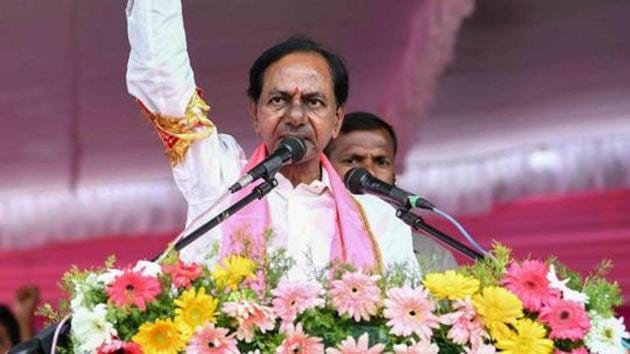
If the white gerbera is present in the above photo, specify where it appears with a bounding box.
[97,268,123,285]
[133,260,162,277]
[84,273,100,287]
[71,304,117,353]
[585,314,630,354]
[69,291,85,313]
[546,264,589,305]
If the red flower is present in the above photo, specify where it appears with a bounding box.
[162,260,203,288]
[96,339,142,354]
[106,268,161,311]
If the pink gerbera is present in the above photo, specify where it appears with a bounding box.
[501,260,559,312]
[187,323,239,354]
[242,269,267,299]
[162,260,203,288]
[276,323,324,354]
[328,271,382,322]
[222,300,275,342]
[539,298,591,340]
[96,339,142,354]
[106,268,161,311]
[272,280,324,329]
[392,339,439,354]
[383,285,440,340]
[440,299,488,349]
[325,333,384,354]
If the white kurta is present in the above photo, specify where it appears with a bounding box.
[125,0,419,277]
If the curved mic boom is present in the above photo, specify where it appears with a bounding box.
[344,167,435,210]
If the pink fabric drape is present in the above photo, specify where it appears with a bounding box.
[221,144,380,272]
[383,0,475,161]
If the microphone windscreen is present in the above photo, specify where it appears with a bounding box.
[282,136,307,162]
[344,167,369,194]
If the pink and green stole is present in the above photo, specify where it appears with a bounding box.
[221,143,382,273]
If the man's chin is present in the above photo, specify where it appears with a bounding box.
[293,149,320,165]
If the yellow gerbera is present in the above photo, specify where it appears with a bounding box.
[174,287,218,336]
[473,286,523,340]
[423,270,480,300]
[132,318,185,353]
[211,255,256,290]
[496,318,554,354]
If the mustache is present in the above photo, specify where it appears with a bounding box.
[277,126,313,139]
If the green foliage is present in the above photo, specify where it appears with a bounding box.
[553,338,583,353]
[160,247,180,265]
[348,324,390,347]
[238,330,283,354]
[104,255,117,269]
[548,258,622,317]
[41,257,120,324]
[460,242,511,288]
[300,308,351,346]
[583,264,623,317]
[549,257,584,290]
[591,259,614,279]
[36,302,67,325]
[264,248,293,299]
[432,325,464,354]
[308,258,356,290]
[381,261,422,288]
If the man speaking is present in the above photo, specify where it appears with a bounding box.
[125,0,418,276]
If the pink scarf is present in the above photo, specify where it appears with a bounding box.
[221,143,382,272]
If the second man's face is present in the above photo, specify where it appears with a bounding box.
[250,52,343,163]
[328,129,396,184]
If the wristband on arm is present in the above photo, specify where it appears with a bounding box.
[138,90,214,166]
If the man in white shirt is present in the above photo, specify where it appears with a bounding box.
[325,112,458,272]
[125,0,419,277]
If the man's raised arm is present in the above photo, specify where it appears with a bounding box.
[125,0,220,168]
[126,0,195,117]
[124,0,246,228]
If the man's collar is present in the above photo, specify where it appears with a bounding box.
[275,167,332,196]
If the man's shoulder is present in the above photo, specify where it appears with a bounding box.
[352,194,409,232]
[352,193,395,212]
[216,133,243,152]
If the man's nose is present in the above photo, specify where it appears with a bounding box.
[361,160,376,174]
[284,98,307,126]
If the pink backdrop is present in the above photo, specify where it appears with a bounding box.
[0,0,471,249]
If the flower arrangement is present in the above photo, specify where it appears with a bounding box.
[44,242,629,354]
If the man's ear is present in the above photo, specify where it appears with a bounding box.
[331,105,345,139]
[249,100,260,135]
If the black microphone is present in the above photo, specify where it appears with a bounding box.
[229,136,307,193]
[344,167,435,210]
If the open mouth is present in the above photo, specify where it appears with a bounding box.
[278,134,312,147]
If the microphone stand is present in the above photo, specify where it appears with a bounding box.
[10,178,279,354]
[395,207,484,261]
[167,177,278,256]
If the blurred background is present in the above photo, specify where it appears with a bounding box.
[1,0,629,330]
